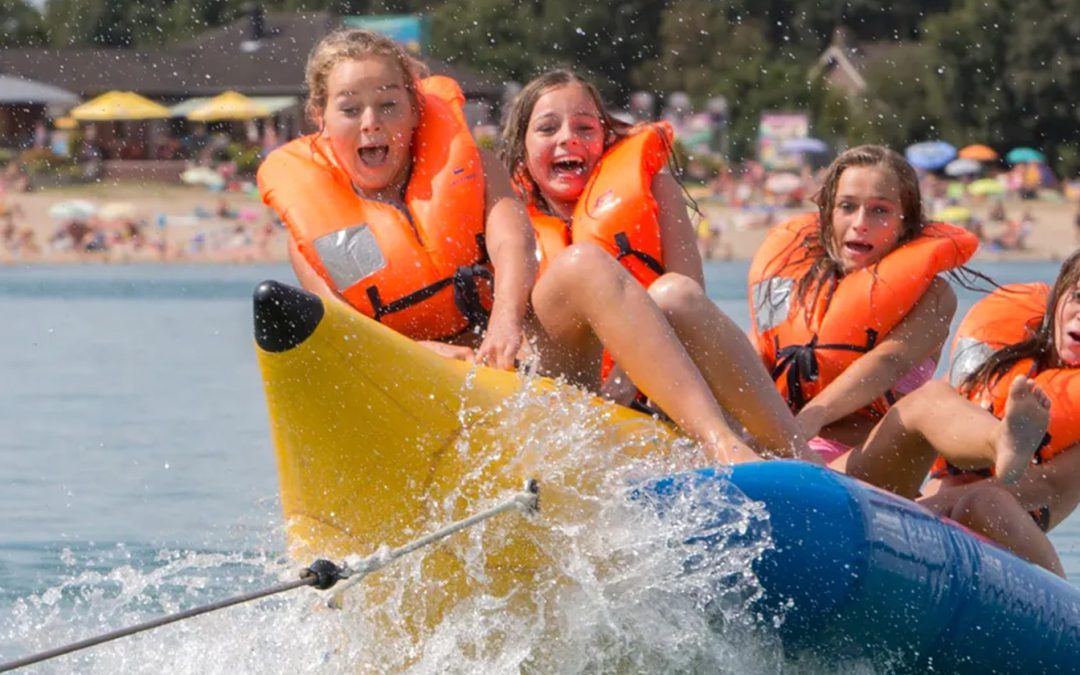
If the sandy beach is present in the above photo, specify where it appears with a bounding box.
[696,194,1080,264]
[2,181,1078,265]
[0,182,287,265]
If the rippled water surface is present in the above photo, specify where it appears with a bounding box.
[0,260,1075,673]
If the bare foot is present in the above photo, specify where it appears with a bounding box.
[993,376,1051,483]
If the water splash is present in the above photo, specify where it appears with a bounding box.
[320,373,787,672]
[1,376,873,673]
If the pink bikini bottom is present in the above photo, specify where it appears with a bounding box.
[805,359,938,464]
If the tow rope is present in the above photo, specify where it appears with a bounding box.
[0,480,540,673]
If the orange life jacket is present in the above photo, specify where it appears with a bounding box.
[748,213,978,416]
[257,76,491,341]
[529,122,672,287]
[931,283,1080,477]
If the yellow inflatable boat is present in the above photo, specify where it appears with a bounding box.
[252,280,689,624]
[252,281,1080,672]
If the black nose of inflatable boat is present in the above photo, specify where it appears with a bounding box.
[253,280,325,352]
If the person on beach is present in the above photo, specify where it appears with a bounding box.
[748,144,980,464]
[258,30,802,465]
[497,68,815,464]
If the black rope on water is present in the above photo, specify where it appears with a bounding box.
[0,559,347,673]
[0,480,541,673]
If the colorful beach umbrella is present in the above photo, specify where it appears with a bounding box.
[70,91,170,121]
[780,137,828,155]
[186,91,270,121]
[944,158,982,177]
[934,206,972,223]
[958,144,998,161]
[967,178,1005,196]
[1006,147,1046,164]
[904,141,957,171]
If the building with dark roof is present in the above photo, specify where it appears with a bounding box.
[0,11,502,147]
[809,26,911,97]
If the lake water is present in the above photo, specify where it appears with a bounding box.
[0,259,1076,672]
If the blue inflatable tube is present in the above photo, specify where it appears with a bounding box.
[645,461,1080,673]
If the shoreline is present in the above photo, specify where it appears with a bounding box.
[698,196,1080,264]
[2,183,1078,266]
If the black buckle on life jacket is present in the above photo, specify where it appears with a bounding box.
[365,233,492,337]
[613,232,665,277]
[771,328,881,411]
[451,263,492,329]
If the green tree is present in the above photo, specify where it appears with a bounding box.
[828,0,954,42]
[163,0,251,42]
[1002,0,1080,164]
[0,0,47,47]
[806,78,879,149]
[42,0,105,47]
[91,0,136,46]
[528,0,663,99]
[858,42,948,147]
[428,0,663,99]
[920,0,1013,144]
[428,0,535,82]
[633,0,809,160]
[922,0,1080,173]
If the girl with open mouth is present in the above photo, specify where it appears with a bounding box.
[498,69,818,466]
[265,35,805,466]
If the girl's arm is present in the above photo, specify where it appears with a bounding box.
[653,172,706,287]
[797,277,957,438]
[476,149,537,370]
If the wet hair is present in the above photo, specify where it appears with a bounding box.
[794,145,922,304]
[496,69,633,209]
[304,28,428,127]
[775,144,990,309]
[961,249,1080,393]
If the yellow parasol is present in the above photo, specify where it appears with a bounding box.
[934,206,973,223]
[968,178,1006,196]
[186,91,270,121]
[70,91,171,121]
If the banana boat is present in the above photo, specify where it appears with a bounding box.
[253,280,1080,672]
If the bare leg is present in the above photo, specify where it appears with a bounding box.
[843,378,1051,499]
[921,482,1065,577]
[647,273,812,460]
[530,244,758,464]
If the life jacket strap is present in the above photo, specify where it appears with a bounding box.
[451,263,492,329]
[771,328,884,411]
[365,233,492,338]
[613,232,665,277]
